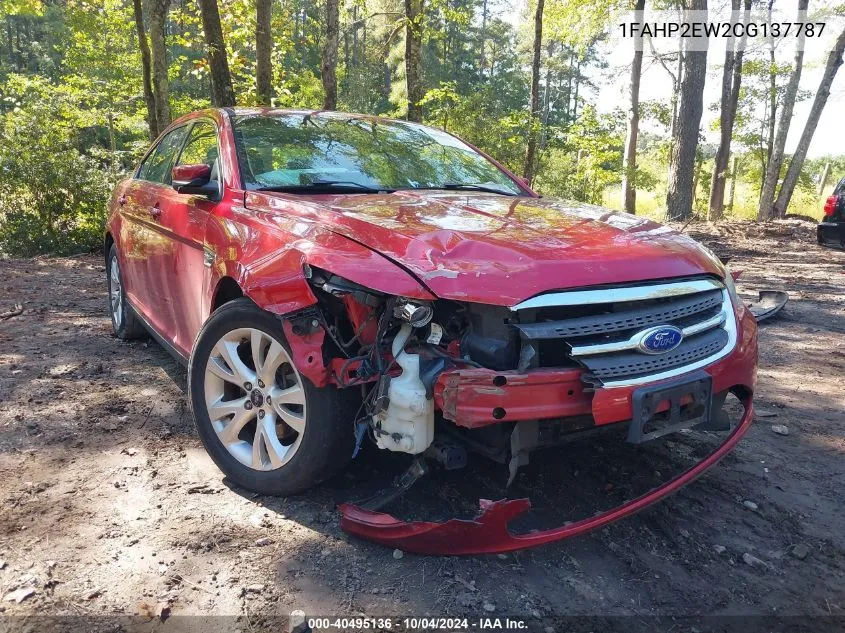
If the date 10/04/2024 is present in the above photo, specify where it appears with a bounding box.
[306,617,529,630]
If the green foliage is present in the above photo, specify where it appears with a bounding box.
[0,0,841,258]
[534,105,625,203]
[0,0,43,16]
[0,76,122,256]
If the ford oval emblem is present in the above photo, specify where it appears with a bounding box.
[637,325,684,355]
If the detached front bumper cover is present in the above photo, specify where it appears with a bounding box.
[339,395,754,555]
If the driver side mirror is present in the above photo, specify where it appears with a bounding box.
[172,164,218,199]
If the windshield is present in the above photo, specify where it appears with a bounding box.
[231,113,522,195]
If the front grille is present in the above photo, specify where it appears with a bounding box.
[510,279,736,386]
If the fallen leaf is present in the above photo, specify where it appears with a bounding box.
[4,587,35,603]
[138,599,170,620]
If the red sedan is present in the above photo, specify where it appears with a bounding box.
[105,108,757,554]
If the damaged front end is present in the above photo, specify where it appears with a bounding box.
[340,390,754,556]
[286,268,757,555]
[338,391,754,555]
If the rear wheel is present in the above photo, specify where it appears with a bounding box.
[188,298,357,495]
[107,244,146,340]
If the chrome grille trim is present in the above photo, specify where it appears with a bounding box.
[582,328,729,379]
[570,310,727,357]
[513,289,723,340]
[510,279,738,389]
[600,289,737,388]
[509,279,724,311]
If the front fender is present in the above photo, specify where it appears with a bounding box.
[206,209,435,387]
[208,211,435,319]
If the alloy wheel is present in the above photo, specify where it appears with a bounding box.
[109,257,123,329]
[204,328,307,471]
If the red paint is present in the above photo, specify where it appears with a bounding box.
[281,320,329,387]
[251,191,725,306]
[339,394,755,555]
[171,163,211,184]
[434,367,590,427]
[341,295,379,346]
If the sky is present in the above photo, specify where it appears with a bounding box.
[499,1,845,159]
[600,29,845,159]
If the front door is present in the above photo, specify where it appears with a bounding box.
[118,125,189,336]
[156,120,222,355]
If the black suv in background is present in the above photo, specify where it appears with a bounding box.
[819,176,845,248]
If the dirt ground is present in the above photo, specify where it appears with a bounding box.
[0,218,843,632]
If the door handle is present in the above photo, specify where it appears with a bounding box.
[150,204,162,219]
[118,194,127,206]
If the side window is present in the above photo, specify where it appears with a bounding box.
[175,122,219,180]
[137,126,189,184]
[835,177,845,195]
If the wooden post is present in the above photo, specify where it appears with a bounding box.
[818,161,831,196]
[726,155,738,211]
[692,154,703,211]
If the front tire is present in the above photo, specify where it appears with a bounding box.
[188,298,357,495]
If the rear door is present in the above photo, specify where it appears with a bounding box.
[118,125,189,332]
[156,120,222,355]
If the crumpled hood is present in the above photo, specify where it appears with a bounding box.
[264,190,725,306]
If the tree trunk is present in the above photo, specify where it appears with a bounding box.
[692,151,703,202]
[198,0,235,107]
[669,39,683,138]
[147,0,172,131]
[621,0,645,213]
[321,0,339,109]
[523,0,545,183]
[666,0,708,222]
[563,51,573,124]
[708,0,750,221]
[758,0,809,221]
[539,41,553,149]
[765,1,776,173]
[773,27,845,217]
[133,0,159,139]
[256,0,273,106]
[4,17,13,72]
[479,0,488,79]
[404,0,424,121]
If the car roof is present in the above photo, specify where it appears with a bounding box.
[171,107,413,129]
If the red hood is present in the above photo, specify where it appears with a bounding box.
[254,190,725,306]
